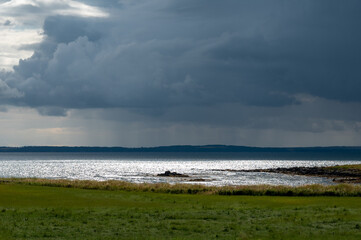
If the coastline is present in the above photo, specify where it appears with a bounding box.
[216,164,361,184]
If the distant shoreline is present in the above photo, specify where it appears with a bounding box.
[1,145,361,153]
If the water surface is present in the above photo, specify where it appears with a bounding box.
[0,152,360,186]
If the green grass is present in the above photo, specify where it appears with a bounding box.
[0,182,361,239]
[327,164,361,171]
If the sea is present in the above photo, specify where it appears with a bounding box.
[0,152,361,186]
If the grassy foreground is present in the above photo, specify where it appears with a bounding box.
[0,180,361,239]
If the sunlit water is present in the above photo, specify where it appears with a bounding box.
[0,152,360,186]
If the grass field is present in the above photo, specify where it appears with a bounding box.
[0,182,361,239]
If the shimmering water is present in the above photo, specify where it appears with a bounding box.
[0,152,360,186]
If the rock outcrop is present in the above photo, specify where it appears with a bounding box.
[157,171,189,177]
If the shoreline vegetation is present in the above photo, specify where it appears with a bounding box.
[1,179,361,197]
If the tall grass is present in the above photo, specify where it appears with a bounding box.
[1,178,361,197]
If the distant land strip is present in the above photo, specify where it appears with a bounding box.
[1,145,361,153]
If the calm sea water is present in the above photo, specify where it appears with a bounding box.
[0,152,360,186]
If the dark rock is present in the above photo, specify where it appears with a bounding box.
[157,171,189,177]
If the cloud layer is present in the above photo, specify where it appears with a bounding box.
[1,0,361,143]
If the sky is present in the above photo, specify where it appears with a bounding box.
[0,0,361,147]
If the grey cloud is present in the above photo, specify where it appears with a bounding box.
[0,105,7,112]
[37,106,67,116]
[77,0,121,8]
[2,0,361,133]
[0,0,108,27]
[3,19,11,26]
[43,16,102,43]
[0,78,23,99]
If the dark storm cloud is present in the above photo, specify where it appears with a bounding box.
[2,0,361,120]
[43,16,102,43]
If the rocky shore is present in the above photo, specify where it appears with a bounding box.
[156,171,213,182]
[215,164,361,183]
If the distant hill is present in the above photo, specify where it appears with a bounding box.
[0,145,361,153]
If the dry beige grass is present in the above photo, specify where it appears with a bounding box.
[1,178,361,196]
